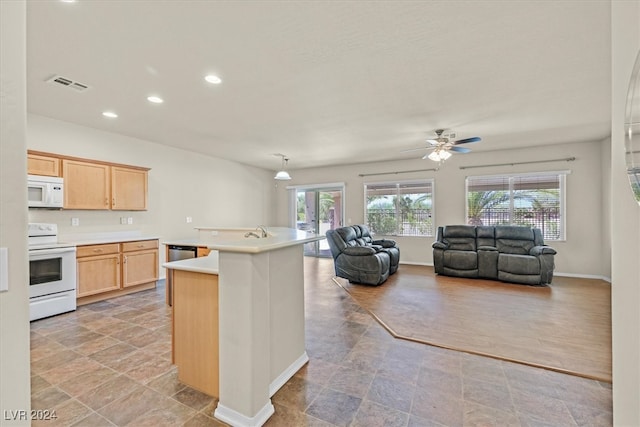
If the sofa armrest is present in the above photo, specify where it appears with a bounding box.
[478,245,498,251]
[343,246,377,256]
[530,246,557,256]
[432,241,448,250]
[373,239,397,248]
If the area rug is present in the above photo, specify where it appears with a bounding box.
[333,264,612,382]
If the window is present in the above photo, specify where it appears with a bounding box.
[364,180,434,236]
[466,172,567,240]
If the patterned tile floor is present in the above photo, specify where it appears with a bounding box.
[30,258,612,426]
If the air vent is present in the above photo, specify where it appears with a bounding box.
[46,75,91,92]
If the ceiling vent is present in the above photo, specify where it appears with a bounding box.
[46,75,90,92]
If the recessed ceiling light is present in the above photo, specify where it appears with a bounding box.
[60,0,77,3]
[205,75,222,84]
[102,111,118,118]
[147,96,163,104]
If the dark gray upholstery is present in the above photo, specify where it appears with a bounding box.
[432,225,556,285]
[326,225,400,285]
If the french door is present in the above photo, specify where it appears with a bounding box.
[290,184,344,257]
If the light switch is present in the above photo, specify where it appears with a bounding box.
[71,217,80,226]
[0,247,8,292]
[127,217,133,225]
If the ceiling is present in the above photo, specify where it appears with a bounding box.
[26,1,612,171]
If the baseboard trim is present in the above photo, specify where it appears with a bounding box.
[214,401,275,427]
[398,263,611,282]
[554,272,611,283]
[269,352,309,397]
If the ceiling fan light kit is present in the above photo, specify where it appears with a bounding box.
[407,129,482,163]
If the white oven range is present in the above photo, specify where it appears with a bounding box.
[28,223,77,321]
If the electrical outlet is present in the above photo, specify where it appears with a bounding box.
[127,217,133,225]
[186,216,192,223]
[120,217,127,225]
[71,217,80,226]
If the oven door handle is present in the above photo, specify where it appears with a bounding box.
[30,247,76,256]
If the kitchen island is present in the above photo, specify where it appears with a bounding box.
[163,227,324,427]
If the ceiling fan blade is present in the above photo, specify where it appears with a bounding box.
[400,146,428,153]
[453,137,481,145]
[449,146,471,153]
[426,139,439,145]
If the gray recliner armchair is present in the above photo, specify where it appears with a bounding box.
[326,225,400,286]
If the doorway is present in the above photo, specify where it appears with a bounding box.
[292,185,344,257]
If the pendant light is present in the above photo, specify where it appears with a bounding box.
[274,154,292,180]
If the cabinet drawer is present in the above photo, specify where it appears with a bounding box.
[122,239,158,252]
[76,243,120,257]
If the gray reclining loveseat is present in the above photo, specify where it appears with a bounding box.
[432,225,556,285]
[326,225,400,285]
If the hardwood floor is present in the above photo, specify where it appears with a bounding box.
[335,264,612,382]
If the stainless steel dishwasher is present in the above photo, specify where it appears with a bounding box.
[166,245,197,306]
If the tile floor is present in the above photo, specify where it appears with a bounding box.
[30,258,612,426]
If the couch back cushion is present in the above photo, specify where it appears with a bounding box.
[443,225,476,251]
[476,226,495,247]
[495,226,535,255]
[355,225,374,245]
[336,226,358,248]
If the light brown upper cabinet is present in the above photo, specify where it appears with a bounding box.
[28,153,61,177]
[111,166,148,211]
[63,159,111,209]
[28,151,150,211]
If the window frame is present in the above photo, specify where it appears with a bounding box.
[465,171,569,241]
[363,179,435,237]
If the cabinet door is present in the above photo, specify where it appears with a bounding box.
[77,254,121,297]
[111,166,148,210]
[63,159,110,209]
[28,153,60,177]
[122,249,159,288]
[197,247,211,257]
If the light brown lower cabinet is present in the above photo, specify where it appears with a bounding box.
[171,269,219,397]
[77,239,159,303]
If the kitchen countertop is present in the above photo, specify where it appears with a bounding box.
[202,227,324,254]
[164,227,325,254]
[60,234,161,246]
[163,251,219,274]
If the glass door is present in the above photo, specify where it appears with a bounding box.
[294,186,344,257]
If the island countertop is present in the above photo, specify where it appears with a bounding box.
[163,250,219,274]
[194,227,324,254]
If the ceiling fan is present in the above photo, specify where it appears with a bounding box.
[403,129,482,161]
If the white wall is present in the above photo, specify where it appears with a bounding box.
[27,114,277,276]
[276,139,607,277]
[0,1,31,424]
[611,2,640,426]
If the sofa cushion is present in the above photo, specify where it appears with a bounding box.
[443,225,477,251]
[476,226,495,248]
[498,253,540,275]
[444,250,477,270]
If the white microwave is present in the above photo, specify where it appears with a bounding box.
[28,175,64,209]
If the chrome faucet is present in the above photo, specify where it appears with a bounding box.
[256,225,268,238]
[244,231,261,238]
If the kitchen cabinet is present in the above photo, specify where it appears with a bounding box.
[76,243,121,297]
[63,159,111,209]
[63,160,148,210]
[111,166,148,211]
[27,151,149,211]
[122,240,159,288]
[77,239,159,304]
[27,153,61,177]
[197,247,211,257]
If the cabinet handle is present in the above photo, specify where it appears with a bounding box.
[105,197,108,207]
[123,256,127,263]
[137,244,144,248]
[112,198,116,207]
[93,249,103,253]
